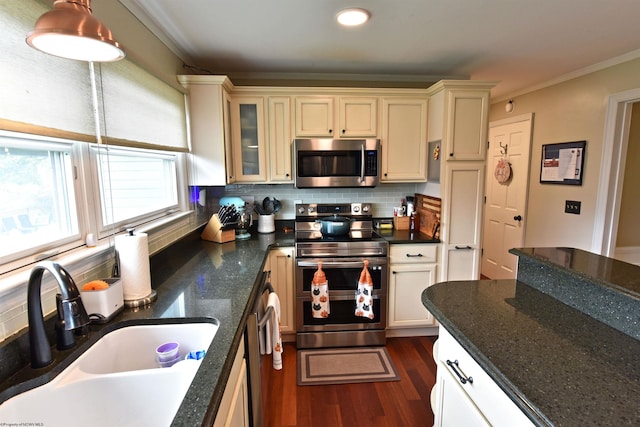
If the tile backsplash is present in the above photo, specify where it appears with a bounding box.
[203,183,420,218]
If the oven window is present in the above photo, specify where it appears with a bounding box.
[299,265,383,292]
[301,299,382,325]
[297,150,361,177]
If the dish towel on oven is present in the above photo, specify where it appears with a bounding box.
[355,260,375,319]
[266,292,283,370]
[311,261,330,318]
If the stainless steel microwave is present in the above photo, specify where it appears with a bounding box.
[294,138,380,188]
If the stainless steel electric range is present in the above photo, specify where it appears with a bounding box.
[294,203,389,348]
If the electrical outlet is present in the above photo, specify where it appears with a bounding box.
[565,200,581,214]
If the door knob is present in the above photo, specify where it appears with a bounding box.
[514,215,522,222]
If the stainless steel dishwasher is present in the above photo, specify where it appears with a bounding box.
[244,271,275,427]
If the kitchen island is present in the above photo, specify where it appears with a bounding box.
[422,247,640,426]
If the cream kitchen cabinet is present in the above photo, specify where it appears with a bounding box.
[212,336,250,427]
[295,96,377,138]
[424,81,494,282]
[388,244,438,328]
[178,75,234,186]
[267,97,293,182]
[380,97,428,182]
[266,247,295,335]
[230,96,268,182]
[427,81,492,161]
[440,162,485,281]
[434,327,534,427]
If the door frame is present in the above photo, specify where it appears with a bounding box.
[482,113,533,278]
[592,89,640,256]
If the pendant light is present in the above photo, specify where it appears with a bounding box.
[26,0,125,62]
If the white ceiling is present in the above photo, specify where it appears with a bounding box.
[120,0,640,99]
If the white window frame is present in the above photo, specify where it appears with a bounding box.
[0,131,190,277]
[88,145,184,238]
[0,131,88,274]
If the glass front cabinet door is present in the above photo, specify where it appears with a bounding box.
[230,96,267,182]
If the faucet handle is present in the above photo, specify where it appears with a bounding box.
[56,294,76,350]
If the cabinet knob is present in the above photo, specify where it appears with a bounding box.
[328,129,333,134]
[341,129,346,134]
[384,173,388,177]
[286,173,290,177]
[449,153,454,157]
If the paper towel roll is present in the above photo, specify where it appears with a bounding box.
[115,231,152,300]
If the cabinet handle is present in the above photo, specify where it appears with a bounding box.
[446,359,473,384]
[406,253,423,258]
[392,271,396,274]
[513,215,522,222]
[454,245,472,250]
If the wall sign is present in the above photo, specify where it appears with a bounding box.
[540,141,586,185]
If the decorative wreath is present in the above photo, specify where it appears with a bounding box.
[494,157,511,184]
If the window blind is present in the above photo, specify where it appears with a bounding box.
[1,0,188,152]
[0,0,95,139]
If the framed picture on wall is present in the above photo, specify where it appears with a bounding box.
[540,141,586,185]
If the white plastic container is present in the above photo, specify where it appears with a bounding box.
[79,278,124,323]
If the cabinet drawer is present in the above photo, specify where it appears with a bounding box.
[390,243,437,263]
[437,327,534,426]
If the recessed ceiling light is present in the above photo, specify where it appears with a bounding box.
[336,8,370,26]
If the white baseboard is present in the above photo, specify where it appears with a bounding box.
[386,326,439,338]
[614,246,640,266]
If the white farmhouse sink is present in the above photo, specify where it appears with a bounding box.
[0,320,218,427]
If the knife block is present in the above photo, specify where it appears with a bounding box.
[201,214,235,243]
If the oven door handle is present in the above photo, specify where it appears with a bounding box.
[297,260,382,268]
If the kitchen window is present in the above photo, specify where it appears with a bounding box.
[0,132,82,267]
[92,145,179,235]
[0,131,186,275]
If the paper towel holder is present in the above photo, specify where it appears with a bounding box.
[114,228,158,308]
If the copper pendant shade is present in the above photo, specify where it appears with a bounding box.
[26,0,125,62]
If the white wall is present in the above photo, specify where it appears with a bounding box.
[489,57,640,250]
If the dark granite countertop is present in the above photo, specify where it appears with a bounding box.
[375,228,440,244]
[423,279,640,426]
[0,218,438,425]
[0,229,294,427]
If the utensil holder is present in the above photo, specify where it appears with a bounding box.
[258,214,275,233]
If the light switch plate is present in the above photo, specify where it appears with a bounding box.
[565,200,581,214]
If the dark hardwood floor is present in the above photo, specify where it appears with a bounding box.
[261,336,437,427]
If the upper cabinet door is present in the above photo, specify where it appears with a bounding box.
[231,96,267,182]
[380,98,428,182]
[295,96,335,137]
[268,96,293,182]
[445,90,490,161]
[338,97,378,137]
[178,78,228,186]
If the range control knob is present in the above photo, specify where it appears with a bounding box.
[307,206,315,213]
[362,204,370,213]
[352,205,360,213]
[298,206,306,214]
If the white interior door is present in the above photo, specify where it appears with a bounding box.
[481,114,533,279]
